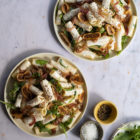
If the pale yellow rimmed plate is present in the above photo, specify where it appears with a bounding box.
[4,53,88,138]
[53,0,137,61]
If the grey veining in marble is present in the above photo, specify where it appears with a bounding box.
[0,0,140,140]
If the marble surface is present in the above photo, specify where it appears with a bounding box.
[0,0,139,140]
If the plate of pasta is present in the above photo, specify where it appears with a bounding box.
[54,0,137,61]
[4,53,88,137]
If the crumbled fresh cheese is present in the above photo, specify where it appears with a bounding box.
[81,123,98,140]
[62,115,70,122]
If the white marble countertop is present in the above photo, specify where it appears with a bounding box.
[0,0,139,140]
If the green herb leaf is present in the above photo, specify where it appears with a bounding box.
[77,27,84,34]
[63,118,73,126]
[117,50,122,56]
[8,82,20,103]
[59,59,66,68]
[50,78,63,94]
[59,14,63,19]
[99,27,105,34]
[0,100,16,109]
[96,45,102,48]
[103,53,110,59]
[61,15,66,26]
[34,121,52,134]
[64,84,75,91]
[60,123,67,137]
[91,26,98,33]
[36,60,48,66]
[119,0,123,7]
[47,100,63,115]
[55,4,59,16]
[32,72,40,78]
[71,39,76,51]
[122,35,129,48]
[63,30,75,50]
[68,91,77,103]
[113,125,140,140]
[52,100,63,106]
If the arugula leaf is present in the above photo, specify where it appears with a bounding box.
[117,50,122,56]
[113,125,140,140]
[103,53,110,59]
[96,45,102,48]
[34,121,52,134]
[119,0,123,7]
[0,100,16,109]
[32,72,40,78]
[52,100,63,106]
[99,27,105,34]
[50,78,63,94]
[63,30,75,51]
[55,4,59,16]
[47,100,63,115]
[59,59,66,68]
[71,39,76,51]
[122,35,129,48]
[63,118,73,126]
[64,84,75,91]
[59,13,63,19]
[61,15,66,26]
[91,26,98,33]
[77,27,84,34]
[59,117,73,136]
[60,123,67,137]
[8,82,20,103]
[35,60,48,66]
[68,91,77,103]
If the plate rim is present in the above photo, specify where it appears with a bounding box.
[4,52,88,138]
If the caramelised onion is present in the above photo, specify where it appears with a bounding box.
[59,32,71,47]
[83,32,101,41]
[61,3,70,14]
[75,45,86,53]
[77,12,87,23]
[74,41,87,53]
[17,70,32,82]
[21,83,33,100]
[105,24,115,35]
[70,73,83,85]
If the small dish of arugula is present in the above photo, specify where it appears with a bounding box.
[112,121,140,140]
[54,0,137,61]
[2,53,88,138]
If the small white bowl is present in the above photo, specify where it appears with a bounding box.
[53,0,138,61]
[4,53,88,138]
[80,120,103,140]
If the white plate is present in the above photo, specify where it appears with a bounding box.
[4,53,88,138]
[53,0,138,61]
[111,121,140,140]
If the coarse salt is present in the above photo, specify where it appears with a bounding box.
[81,123,98,140]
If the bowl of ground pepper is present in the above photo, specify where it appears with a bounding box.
[94,100,118,125]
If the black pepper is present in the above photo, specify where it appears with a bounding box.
[97,104,112,121]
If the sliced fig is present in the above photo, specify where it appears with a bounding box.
[77,12,87,23]
[83,32,101,41]
[61,3,70,14]
[105,24,115,35]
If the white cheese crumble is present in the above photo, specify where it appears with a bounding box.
[81,123,98,140]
